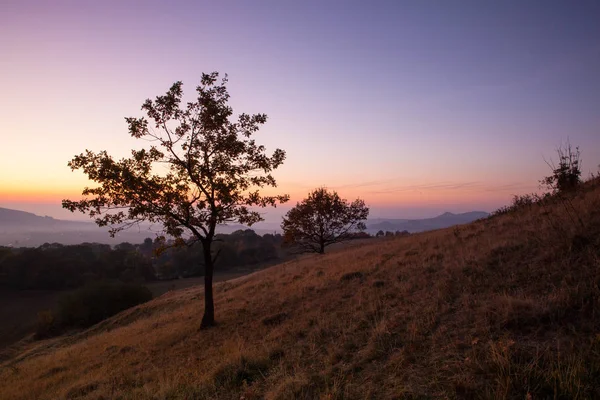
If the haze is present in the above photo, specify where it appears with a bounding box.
[1,0,599,222]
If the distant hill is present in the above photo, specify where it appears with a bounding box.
[366,211,489,234]
[0,207,87,229]
[0,207,490,246]
[0,207,273,247]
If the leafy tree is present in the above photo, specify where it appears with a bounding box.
[376,230,384,237]
[63,72,289,328]
[281,188,369,254]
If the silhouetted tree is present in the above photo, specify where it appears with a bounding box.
[63,72,288,328]
[281,188,369,254]
[376,230,384,237]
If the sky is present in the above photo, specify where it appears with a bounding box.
[1,0,599,221]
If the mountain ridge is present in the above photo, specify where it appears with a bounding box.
[0,207,490,246]
[365,210,489,233]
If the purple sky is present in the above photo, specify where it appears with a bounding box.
[1,0,599,221]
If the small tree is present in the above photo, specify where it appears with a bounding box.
[63,73,289,328]
[281,188,369,254]
[541,141,582,193]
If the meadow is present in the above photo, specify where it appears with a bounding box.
[0,178,599,399]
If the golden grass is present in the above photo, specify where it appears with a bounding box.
[1,179,600,399]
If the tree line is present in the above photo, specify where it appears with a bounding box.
[0,230,285,291]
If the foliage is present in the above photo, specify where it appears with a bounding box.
[62,72,288,327]
[57,282,152,328]
[0,243,153,290]
[34,310,58,339]
[0,231,286,291]
[281,188,369,254]
[541,141,582,193]
[153,230,284,279]
[35,282,152,339]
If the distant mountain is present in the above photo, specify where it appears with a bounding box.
[0,207,273,247]
[0,207,89,229]
[366,211,489,234]
[0,207,488,246]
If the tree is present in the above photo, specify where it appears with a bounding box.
[63,72,289,328]
[281,188,369,254]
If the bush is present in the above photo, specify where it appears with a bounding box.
[34,310,59,340]
[57,282,152,328]
[35,282,152,339]
[541,141,582,194]
[492,193,543,216]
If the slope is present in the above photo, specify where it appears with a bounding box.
[0,179,599,399]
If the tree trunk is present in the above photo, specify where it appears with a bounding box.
[200,240,215,329]
[319,241,325,254]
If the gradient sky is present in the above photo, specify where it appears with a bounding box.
[1,0,599,221]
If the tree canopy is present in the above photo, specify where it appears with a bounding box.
[281,188,369,254]
[63,72,288,327]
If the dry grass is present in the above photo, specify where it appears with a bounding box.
[1,179,600,399]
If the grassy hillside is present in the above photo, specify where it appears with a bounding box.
[1,179,599,399]
[0,272,256,353]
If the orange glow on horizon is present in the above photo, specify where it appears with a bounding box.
[0,183,86,203]
[2,176,531,211]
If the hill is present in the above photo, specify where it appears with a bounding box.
[0,207,274,246]
[366,211,489,234]
[0,207,87,229]
[0,180,599,398]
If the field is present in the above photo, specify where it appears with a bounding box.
[0,270,259,355]
[0,179,599,399]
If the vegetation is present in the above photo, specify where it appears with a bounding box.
[281,188,369,254]
[35,282,152,339]
[492,142,585,217]
[153,230,285,279]
[0,231,285,291]
[0,242,154,290]
[3,173,599,398]
[62,72,289,328]
[1,62,596,397]
[541,140,582,193]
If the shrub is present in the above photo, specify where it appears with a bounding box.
[57,282,152,328]
[35,282,152,339]
[492,193,542,216]
[34,310,59,340]
[541,141,582,194]
[213,355,271,389]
